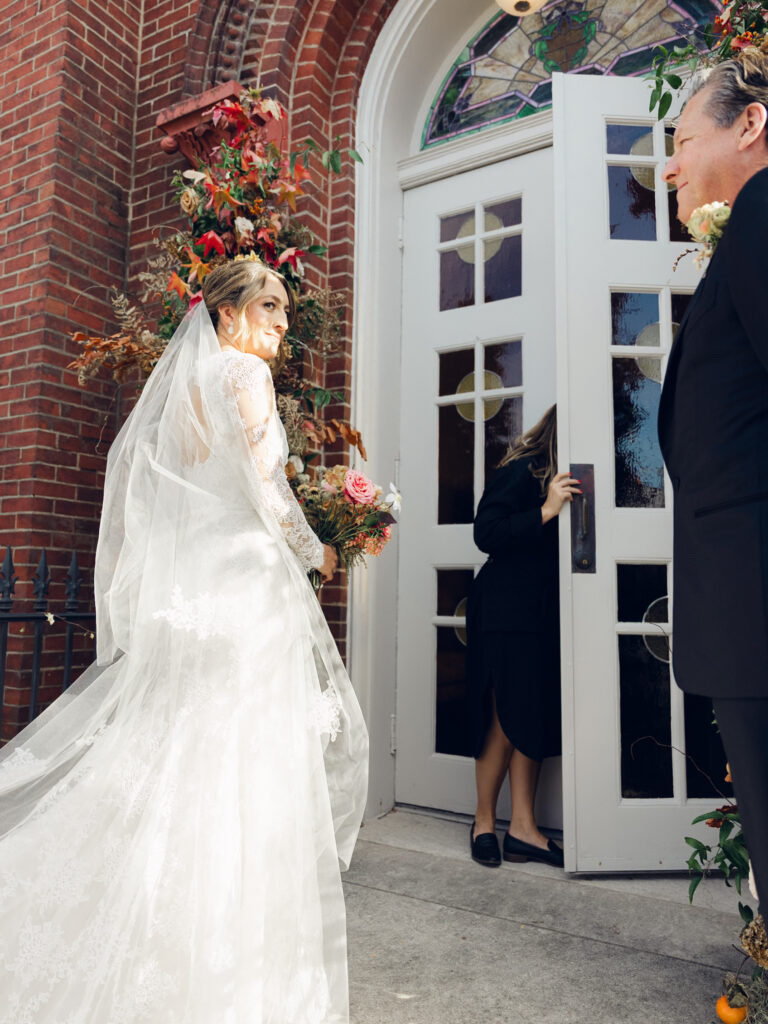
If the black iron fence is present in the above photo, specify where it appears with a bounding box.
[0,547,96,735]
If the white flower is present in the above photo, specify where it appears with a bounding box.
[234,217,255,242]
[287,454,304,474]
[182,169,207,184]
[45,612,55,626]
[385,483,402,514]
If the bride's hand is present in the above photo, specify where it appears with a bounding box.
[319,544,338,582]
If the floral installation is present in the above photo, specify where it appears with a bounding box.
[294,466,400,592]
[649,2,768,118]
[673,200,732,270]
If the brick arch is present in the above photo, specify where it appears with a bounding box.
[182,0,221,95]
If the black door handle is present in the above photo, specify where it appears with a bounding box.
[570,463,595,574]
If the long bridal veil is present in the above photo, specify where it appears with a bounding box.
[0,303,368,1024]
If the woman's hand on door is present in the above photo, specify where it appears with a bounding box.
[542,472,582,523]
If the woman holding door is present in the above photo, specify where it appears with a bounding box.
[466,405,578,868]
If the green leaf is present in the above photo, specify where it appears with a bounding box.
[321,151,331,170]
[664,73,683,89]
[658,91,673,120]
[649,85,661,112]
[348,148,364,164]
[688,874,703,903]
[289,152,298,176]
[739,902,754,925]
[691,811,721,825]
[308,244,327,255]
[329,149,342,174]
[684,836,708,854]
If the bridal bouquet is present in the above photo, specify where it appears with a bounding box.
[294,466,400,590]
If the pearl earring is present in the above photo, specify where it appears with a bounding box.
[228,324,234,335]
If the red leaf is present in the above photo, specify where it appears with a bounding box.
[277,247,306,270]
[196,231,226,258]
[167,271,188,299]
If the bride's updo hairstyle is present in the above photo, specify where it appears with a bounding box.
[202,259,296,348]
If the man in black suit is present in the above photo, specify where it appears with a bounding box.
[659,50,768,907]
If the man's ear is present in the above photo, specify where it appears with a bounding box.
[736,101,768,152]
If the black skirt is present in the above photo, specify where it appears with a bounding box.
[466,614,562,763]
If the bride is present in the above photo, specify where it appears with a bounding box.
[0,258,369,1024]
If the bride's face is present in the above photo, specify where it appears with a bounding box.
[221,279,291,359]
[243,280,291,359]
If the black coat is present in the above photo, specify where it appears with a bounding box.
[658,166,768,699]
[468,459,559,633]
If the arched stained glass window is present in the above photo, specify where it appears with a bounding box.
[423,0,717,148]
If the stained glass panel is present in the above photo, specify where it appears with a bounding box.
[612,357,665,508]
[440,248,474,311]
[435,626,473,756]
[438,405,473,524]
[439,349,474,397]
[606,123,652,155]
[608,165,657,241]
[484,396,523,480]
[437,568,474,618]
[485,340,522,388]
[423,2,717,149]
[485,234,521,302]
[441,209,474,243]
[485,197,522,229]
[611,292,660,346]
[671,291,694,334]
[617,563,667,623]
[619,635,673,799]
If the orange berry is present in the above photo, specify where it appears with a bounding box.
[715,995,747,1024]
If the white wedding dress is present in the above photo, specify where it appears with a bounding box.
[0,305,368,1024]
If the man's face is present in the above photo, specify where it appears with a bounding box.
[662,87,739,225]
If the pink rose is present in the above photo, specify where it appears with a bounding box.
[344,469,377,505]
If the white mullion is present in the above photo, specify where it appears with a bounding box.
[475,201,483,306]
[614,622,671,636]
[655,118,671,244]
[605,155,657,168]
[436,385,523,406]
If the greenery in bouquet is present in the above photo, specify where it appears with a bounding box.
[294,466,400,591]
[649,1,768,118]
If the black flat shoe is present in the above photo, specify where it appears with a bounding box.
[503,833,564,868]
[470,822,501,867]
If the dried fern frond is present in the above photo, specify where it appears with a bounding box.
[276,394,308,456]
[137,250,178,303]
[110,290,147,336]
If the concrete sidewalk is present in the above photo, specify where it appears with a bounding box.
[344,809,753,1024]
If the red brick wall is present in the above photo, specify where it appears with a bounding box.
[1,0,397,733]
[0,0,144,735]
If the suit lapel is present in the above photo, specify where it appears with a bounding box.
[658,272,707,443]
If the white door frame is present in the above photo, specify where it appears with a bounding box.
[351,0,555,818]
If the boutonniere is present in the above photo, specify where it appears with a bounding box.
[685,201,731,269]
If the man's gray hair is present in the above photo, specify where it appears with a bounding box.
[689,48,768,131]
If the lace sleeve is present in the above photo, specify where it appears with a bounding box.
[224,354,324,571]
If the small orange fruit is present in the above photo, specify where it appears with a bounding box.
[715,994,747,1024]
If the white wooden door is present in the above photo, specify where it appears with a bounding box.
[397,149,560,819]
[553,73,730,871]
